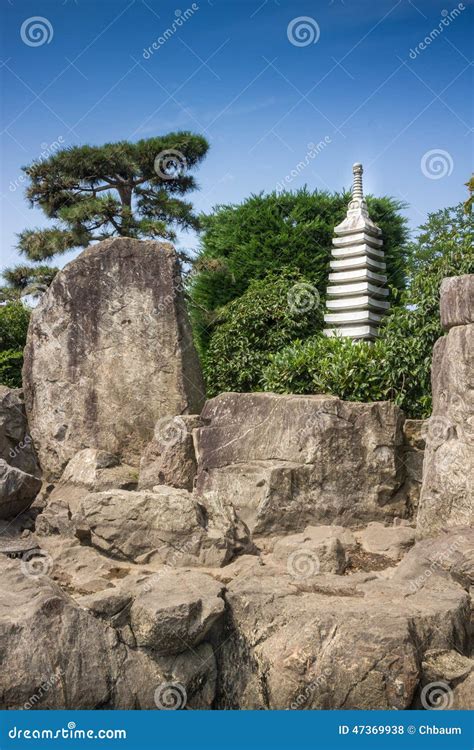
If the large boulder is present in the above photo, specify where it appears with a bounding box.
[23,238,205,479]
[417,326,473,537]
[129,570,225,654]
[194,393,409,533]
[60,449,138,491]
[139,415,201,491]
[71,486,250,567]
[215,528,471,709]
[0,557,217,709]
[0,387,40,477]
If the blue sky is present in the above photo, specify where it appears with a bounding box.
[1,0,472,272]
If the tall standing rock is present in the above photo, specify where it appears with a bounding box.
[417,275,474,537]
[23,238,205,479]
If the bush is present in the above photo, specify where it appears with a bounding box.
[203,270,323,396]
[0,350,25,389]
[0,301,30,388]
[262,204,474,417]
[190,189,408,353]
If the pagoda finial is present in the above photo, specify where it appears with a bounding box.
[352,162,364,200]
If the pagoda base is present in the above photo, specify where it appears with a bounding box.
[323,325,380,340]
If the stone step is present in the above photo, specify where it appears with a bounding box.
[323,324,380,339]
[328,268,387,284]
[324,310,383,325]
[326,296,390,312]
[333,232,383,248]
[330,256,386,272]
[326,282,389,298]
[331,243,385,260]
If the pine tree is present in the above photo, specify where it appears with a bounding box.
[17,132,209,261]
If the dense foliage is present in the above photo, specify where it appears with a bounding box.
[203,271,322,395]
[0,302,31,388]
[18,132,209,261]
[263,204,474,417]
[189,189,408,353]
[1,264,58,301]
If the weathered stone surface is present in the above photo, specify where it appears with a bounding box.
[0,387,40,477]
[0,557,217,709]
[23,238,205,479]
[61,449,138,490]
[195,393,408,533]
[272,526,355,575]
[401,419,425,515]
[139,415,201,491]
[73,486,249,567]
[216,529,471,709]
[0,459,42,520]
[130,570,225,654]
[356,522,415,561]
[452,672,474,709]
[417,324,474,537]
[440,274,474,331]
[422,649,473,685]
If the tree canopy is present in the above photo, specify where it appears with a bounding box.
[17,132,209,261]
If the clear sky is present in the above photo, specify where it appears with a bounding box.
[1,0,472,273]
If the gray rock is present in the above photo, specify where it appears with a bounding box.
[195,392,409,533]
[0,557,217,709]
[61,449,138,490]
[139,415,201,491]
[216,532,471,709]
[422,649,473,685]
[272,526,355,575]
[401,419,425,515]
[129,569,225,654]
[0,387,40,477]
[0,459,42,520]
[440,274,474,331]
[75,486,249,567]
[356,522,416,561]
[23,238,205,480]
[417,323,474,537]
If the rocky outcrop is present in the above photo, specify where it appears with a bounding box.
[0,557,217,709]
[195,393,409,532]
[0,460,42,520]
[139,415,200,491]
[355,522,415,561]
[0,387,41,519]
[23,238,205,479]
[40,485,250,567]
[215,527,472,709]
[60,449,138,491]
[0,387,40,478]
[417,275,474,537]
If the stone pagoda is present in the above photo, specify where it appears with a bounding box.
[323,163,389,340]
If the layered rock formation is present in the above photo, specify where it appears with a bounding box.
[417,275,474,537]
[0,258,472,711]
[194,392,410,532]
[23,238,205,479]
